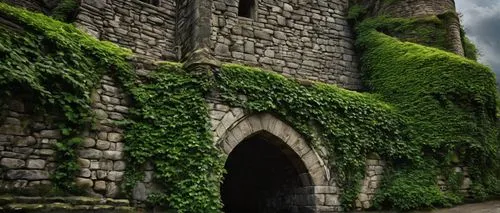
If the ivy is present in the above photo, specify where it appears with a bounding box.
[0,3,133,192]
[51,0,79,22]
[356,16,499,210]
[355,16,450,51]
[373,166,462,211]
[460,28,479,61]
[216,64,413,210]
[1,2,498,213]
[122,63,224,213]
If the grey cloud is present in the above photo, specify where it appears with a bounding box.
[455,0,500,86]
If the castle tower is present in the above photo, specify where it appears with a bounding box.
[365,0,464,55]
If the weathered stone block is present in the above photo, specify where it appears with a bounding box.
[97,170,107,179]
[94,109,108,119]
[82,138,96,148]
[26,159,46,169]
[108,133,123,142]
[107,171,124,181]
[78,158,91,168]
[39,149,54,156]
[103,151,123,160]
[40,130,61,139]
[75,177,93,188]
[6,170,49,180]
[325,194,340,206]
[96,140,111,150]
[78,149,103,159]
[214,43,230,56]
[14,136,36,147]
[94,180,106,191]
[90,161,100,170]
[106,182,119,198]
[113,161,126,171]
[0,158,25,168]
[99,160,113,170]
[132,182,146,201]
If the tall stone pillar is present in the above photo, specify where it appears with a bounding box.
[176,0,215,61]
[443,14,464,56]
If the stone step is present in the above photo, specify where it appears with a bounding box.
[0,195,129,205]
[0,203,135,213]
[0,196,134,213]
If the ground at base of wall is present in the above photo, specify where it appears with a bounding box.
[353,200,500,213]
[0,195,134,212]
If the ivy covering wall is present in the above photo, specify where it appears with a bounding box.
[122,63,224,213]
[353,14,500,211]
[0,2,133,193]
[0,2,498,213]
[216,64,411,209]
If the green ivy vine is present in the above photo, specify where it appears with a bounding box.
[1,2,498,213]
[51,0,80,22]
[0,2,133,193]
[122,63,224,213]
[216,64,413,210]
[355,16,499,210]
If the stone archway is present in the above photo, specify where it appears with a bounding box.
[216,113,336,212]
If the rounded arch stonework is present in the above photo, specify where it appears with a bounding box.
[215,113,330,186]
[209,104,344,211]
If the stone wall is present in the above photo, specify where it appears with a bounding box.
[437,166,473,197]
[376,0,456,18]
[210,0,361,89]
[208,100,342,212]
[76,75,129,198]
[0,99,59,192]
[177,0,215,60]
[0,74,129,198]
[356,155,385,210]
[373,0,464,56]
[76,0,178,60]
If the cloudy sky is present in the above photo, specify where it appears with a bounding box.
[455,0,500,86]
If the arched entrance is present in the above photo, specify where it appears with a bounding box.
[216,113,333,212]
[221,132,307,213]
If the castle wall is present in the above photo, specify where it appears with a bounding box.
[177,0,215,60]
[210,0,361,89]
[76,75,129,198]
[376,0,456,18]
[0,99,58,191]
[76,0,178,60]
[0,75,129,198]
[375,0,464,56]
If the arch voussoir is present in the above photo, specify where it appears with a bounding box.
[217,113,330,185]
[216,112,338,211]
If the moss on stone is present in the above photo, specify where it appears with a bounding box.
[5,203,45,210]
[356,16,499,210]
[0,195,14,205]
[44,202,73,210]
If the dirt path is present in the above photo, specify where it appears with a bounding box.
[417,200,500,213]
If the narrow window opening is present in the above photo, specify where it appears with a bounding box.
[238,0,256,19]
[140,0,160,7]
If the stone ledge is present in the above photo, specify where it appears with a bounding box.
[0,195,133,212]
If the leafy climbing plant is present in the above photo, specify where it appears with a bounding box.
[0,2,133,193]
